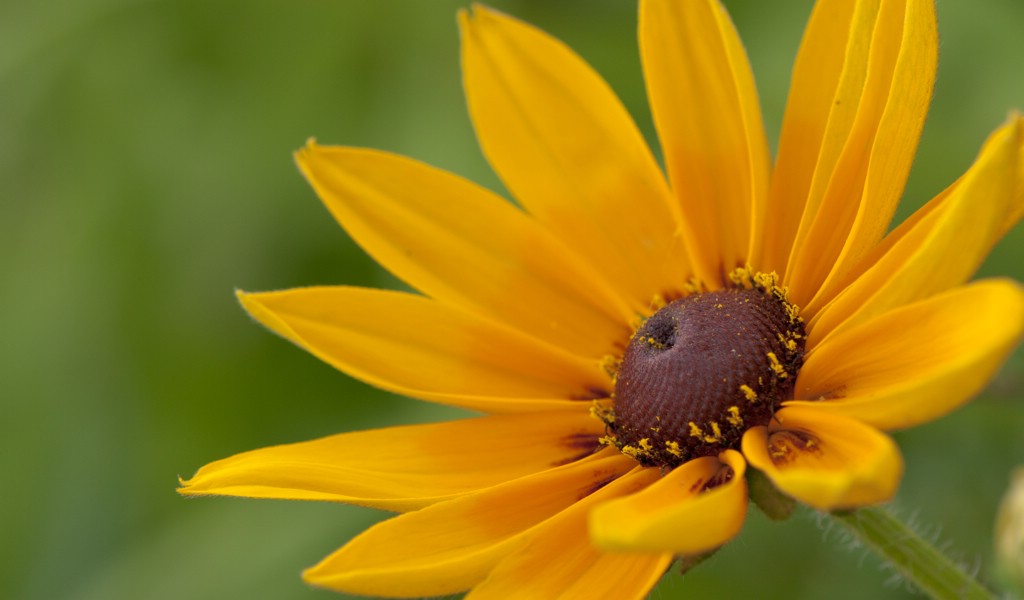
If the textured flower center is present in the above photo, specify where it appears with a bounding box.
[603,282,806,467]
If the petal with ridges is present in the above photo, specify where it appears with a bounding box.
[785,0,936,308]
[460,6,688,307]
[589,449,747,554]
[805,0,936,309]
[302,449,635,598]
[467,467,671,600]
[743,408,902,510]
[296,143,633,358]
[808,116,1023,347]
[177,411,603,511]
[238,287,609,414]
[789,280,1024,430]
[778,0,885,295]
[641,0,770,284]
[804,110,1024,317]
[760,0,857,274]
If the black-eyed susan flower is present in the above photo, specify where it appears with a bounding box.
[180,0,1024,597]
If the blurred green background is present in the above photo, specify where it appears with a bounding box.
[2,0,1023,598]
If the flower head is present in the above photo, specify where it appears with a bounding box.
[180,0,1024,597]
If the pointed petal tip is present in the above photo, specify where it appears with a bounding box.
[175,474,193,494]
[294,136,313,157]
[299,565,365,597]
[300,564,338,593]
[456,6,471,32]
[294,139,331,178]
[458,3,500,32]
[234,287,259,314]
[467,3,505,21]
[233,289,304,346]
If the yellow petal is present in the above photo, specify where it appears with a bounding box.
[780,0,936,308]
[589,449,748,554]
[742,407,903,510]
[302,449,635,597]
[237,286,609,414]
[640,0,770,284]
[789,279,1024,430]
[177,411,604,511]
[296,143,633,358]
[760,0,857,274]
[459,6,688,307]
[808,110,1024,308]
[809,116,1024,346]
[467,467,671,600]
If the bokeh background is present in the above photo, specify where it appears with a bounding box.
[3,0,1024,598]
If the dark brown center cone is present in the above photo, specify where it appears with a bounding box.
[608,288,805,467]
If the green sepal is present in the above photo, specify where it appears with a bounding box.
[747,467,795,521]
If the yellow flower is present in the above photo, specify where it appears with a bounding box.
[179,1,1024,598]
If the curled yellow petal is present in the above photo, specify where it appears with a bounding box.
[743,407,902,510]
[467,467,671,600]
[588,449,747,554]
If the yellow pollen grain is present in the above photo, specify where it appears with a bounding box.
[769,440,790,460]
[590,401,615,424]
[598,435,617,447]
[665,441,683,457]
[753,271,778,290]
[728,267,754,288]
[688,421,704,439]
[777,332,799,352]
[638,437,653,451]
[600,355,621,379]
[740,384,758,402]
[767,352,788,378]
[621,444,642,459]
[709,421,722,440]
[644,335,666,350]
[683,277,706,294]
[727,406,742,427]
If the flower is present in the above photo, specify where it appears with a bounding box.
[179,1,1024,598]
